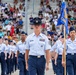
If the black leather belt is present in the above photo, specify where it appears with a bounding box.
[29,55,44,58]
[19,53,25,55]
[67,53,76,55]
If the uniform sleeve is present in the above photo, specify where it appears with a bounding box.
[16,44,19,51]
[55,45,59,54]
[15,46,17,54]
[9,46,12,51]
[44,36,51,50]
[3,44,6,51]
[55,48,58,54]
[66,40,68,50]
[25,37,30,50]
[55,44,64,54]
[62,39,68,51]
[9,46,11,55]
[8,46,10,52]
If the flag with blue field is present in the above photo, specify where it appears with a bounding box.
[57,2,68,34]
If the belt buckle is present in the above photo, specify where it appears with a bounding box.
[37,56,41,58]
[71,53,74,55]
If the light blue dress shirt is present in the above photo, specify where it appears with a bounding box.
[55,40,64,55]
[17,41,26,54]
[13,45,17,54]
[9,45,17,54]
[51,42,57,52]
[25,33,51,56]
[0,43,5,53]
[66,38,76,54]
[51,40,64,55]
[5,44,10,53]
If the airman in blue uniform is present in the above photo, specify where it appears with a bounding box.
[13,42,17,72]
[9,40,15,74]
[4,38,10,75]
[17,31,28,75]
[0,36,6,75]
[50,39,57,74]
[62,27,76,75]
[55,35,64,75]
[10,40,17,73]
[50,34,64,75]
[25,17,51,75]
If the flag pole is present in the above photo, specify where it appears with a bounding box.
[62,0,66,75]
[63,23,66,75]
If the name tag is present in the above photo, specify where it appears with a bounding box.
[30,40,34,42]
[39,39,45,42]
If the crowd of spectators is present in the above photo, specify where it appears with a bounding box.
[0,0,25,42]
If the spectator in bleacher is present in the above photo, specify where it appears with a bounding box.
[0,26,4,37]
[14,0,18,4]
[10,25,15,37]
[29,15,34,29]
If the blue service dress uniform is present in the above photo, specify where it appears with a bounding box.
[10,44,17,73]
[50,40,58,74]
[17,40,28,75]
[13,44,17,71]
[25,33,51,75]
[0,43,6,75]
[66,38,76,75]
[4,44,10,75]
[9,44,16,73]
[55,40,64,75]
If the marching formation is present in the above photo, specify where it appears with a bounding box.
[0,36,17,75]
[0,0,76,75]
[0,17,76,75]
